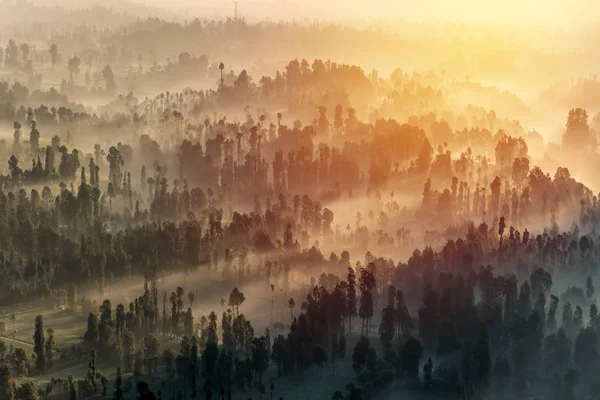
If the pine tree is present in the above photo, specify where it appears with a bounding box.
[395,290,412,338]
[68,374,77,400]
[141,166,147,191]
[250,337,269,384]
[45,329,55,369]
[115,304,126,336]
[87,351,98,393]
[134,349,144,378]
[0,363,15,400]
[83,313,99,347]
[222,310,234,350]
[346,268,357,332]
[587,276,595,299]
[352,336,370,376]
[122,329,135,373]
[67,285,77,311]
[114,367,124,400]
[100,374,108,396]
[400,336,422,379]
[162,291,168,336]
[379,286,396,355]
[358,266,375,336]
[98,300,114,351]
[33,315,46,373]
[217,348,233,387]
[207,312,218,344]
[143,334,161,374]
[203,342,219,383]
[312,345,327,376]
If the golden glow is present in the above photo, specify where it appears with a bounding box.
[144,0,598,27]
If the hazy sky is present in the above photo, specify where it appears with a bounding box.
[140,0,598,27]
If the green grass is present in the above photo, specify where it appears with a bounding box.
[0,306,86,349]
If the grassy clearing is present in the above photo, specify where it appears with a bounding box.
[0,306,85,349]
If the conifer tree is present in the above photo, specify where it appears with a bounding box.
[0,363,15,400]
[346,268,357,332]
[33,315,46,373]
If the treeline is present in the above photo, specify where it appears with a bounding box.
[4,214,600,400]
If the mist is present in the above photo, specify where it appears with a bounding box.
[1,2,600,400]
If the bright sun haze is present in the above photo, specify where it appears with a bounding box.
[150,0,598,27]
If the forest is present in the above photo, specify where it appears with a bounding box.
[2,1,600,400]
